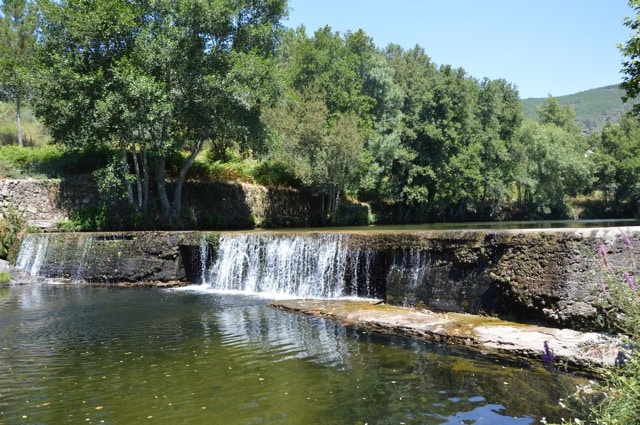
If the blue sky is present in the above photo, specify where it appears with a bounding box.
[284,1,635,99]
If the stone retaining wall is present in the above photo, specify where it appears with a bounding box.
[0,178,96,227]
[0,178,322,229]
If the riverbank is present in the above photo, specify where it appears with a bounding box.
[269,299,621,374]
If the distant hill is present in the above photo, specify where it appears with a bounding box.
[521,84,638,133]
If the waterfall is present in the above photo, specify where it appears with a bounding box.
[15,233,94,280]
[387,249,433,307]
[203,233,365,298]
[15,234,50,276]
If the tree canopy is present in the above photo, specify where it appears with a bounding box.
[34,0,287,226]
[0,0,36,147]
[11,1,638,228]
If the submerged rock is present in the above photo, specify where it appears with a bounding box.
[269,299,621,374]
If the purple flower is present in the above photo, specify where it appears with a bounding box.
[600,280,611,299]
[624,272,636,290]
[599,244,607,258]
[622,234,632,250]
[542,341,555,371]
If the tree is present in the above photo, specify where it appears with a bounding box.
[536,96,580,133]
[621,0,640,115]
[382,45,437,210]
[265,26,380,222]
[476,78,523,217]
[510,120,592,217]
[592,115,640,214]
[399,62,482,219]
[262,87,367,223]
[0,0,36,147]
[34,0,286,227]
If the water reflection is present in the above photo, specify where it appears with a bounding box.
[0,284,579,424]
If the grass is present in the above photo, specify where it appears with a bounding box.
[0,144,116,179]
[0,101,50,147]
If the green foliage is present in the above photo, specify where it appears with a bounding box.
[262,84,368,222]
[67,205,108,232]
[620,0,640,118]
[2,2,629,229]
[592,350,640,425]
[206,160,256,183]
[0,101,49,146]
[253,159,300,187]
[591,114,640,216]
[537,96,582,134]
[0,0,37,147]
[34,0,287,226]
[0,144,112,178]
[0,207,25,260]
[0,271,11,284]
[93,157,135,205]
[510,120,593,218]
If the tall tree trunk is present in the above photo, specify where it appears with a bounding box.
[16,97,23,148]
[170,139,204,225]
[155,140,204,227]
[156,156,171,223]
[141,142,149,212]
[120,139,135,206]
[131,141,143,209]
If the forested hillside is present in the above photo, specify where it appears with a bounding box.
[522,85,637,133]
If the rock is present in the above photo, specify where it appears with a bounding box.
[269,299,621,373]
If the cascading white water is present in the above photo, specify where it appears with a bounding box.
[15,234,50,276]
[204,233,357,298]
[15,233,97,281]
[387,249,432,306]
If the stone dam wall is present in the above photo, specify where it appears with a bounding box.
[14,226,640,331]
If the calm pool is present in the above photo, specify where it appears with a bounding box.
[0,284,579,424]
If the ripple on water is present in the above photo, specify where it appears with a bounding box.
[0,284,578,424]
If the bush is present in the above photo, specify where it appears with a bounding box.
[0,145,114,179]
[253,159,300,187]
[68,205,108,231]
[0,207,26,260]
[0,271,11,284]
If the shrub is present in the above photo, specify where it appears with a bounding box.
[0,207,26,260]
[0,271,11,284]
[253,159,300,187]
[0,145,113,179]
[549,233,640,424]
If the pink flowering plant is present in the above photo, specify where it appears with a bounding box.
[580,232,640,424]
[595,233,639,337]
[547,233,640,424]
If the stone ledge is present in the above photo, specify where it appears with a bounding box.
[268,299,621,373]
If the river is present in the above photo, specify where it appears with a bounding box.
[0,283,581,424]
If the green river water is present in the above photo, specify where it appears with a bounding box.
[0,284,582,424]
